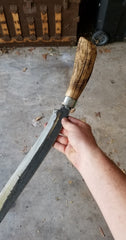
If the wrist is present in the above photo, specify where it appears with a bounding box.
[80,142,101,160]
[78,146,102,177]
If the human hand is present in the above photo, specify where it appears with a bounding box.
[54,117,99,174]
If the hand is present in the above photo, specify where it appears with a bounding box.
[54,116,98,174]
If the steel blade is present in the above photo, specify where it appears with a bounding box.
[0,105,69,223]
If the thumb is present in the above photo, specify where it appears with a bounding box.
[61,118,75,131]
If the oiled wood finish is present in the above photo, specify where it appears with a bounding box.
[66,37,97,100]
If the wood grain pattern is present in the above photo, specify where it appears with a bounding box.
[11,6,22,40]
[0,10,9,37]
[65,37,97,100]
[55,5,62,39]
[41,5,49,40]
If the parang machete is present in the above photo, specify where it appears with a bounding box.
[0,37,97,222]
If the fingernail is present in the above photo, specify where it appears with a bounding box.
[61,118,67,123]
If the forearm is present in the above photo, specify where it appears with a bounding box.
[79,148,126,240]
[55,117,126,239]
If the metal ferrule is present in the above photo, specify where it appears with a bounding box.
[62,96,76,109]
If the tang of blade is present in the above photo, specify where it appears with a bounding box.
[0,105,70,223]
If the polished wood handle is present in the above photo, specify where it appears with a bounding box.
[65,37,97,100]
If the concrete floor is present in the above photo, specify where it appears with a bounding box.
[0,42,126,240]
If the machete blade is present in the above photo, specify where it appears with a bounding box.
[0,106,69,223]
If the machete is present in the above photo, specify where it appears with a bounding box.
[0,37,97,222]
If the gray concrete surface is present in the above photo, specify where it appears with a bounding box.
[0,42,126,239]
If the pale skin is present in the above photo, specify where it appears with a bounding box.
[54,116,126,240]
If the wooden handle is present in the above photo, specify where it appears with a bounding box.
[65,37,97,100]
